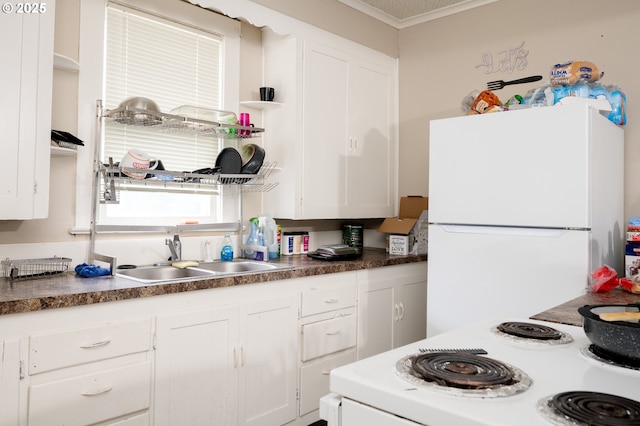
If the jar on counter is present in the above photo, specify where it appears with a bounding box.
[343,224,363,253]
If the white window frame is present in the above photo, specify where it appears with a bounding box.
[100,4,223,227]
[73,0,241,233]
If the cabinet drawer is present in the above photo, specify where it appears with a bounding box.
[301,282,356,317]
[28,361,152,426]
[108,412,150,426]
[29,319,152,374]
[299,350,355,416]
[302,314,356,361]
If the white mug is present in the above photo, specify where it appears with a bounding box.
[120,149,157,179]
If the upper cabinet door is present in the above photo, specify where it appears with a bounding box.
[348,58,396,218]
[300,40,351,218]
[263,33,397,220]
[0,3,55,219]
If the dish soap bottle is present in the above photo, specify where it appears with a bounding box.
[221,233,234,261]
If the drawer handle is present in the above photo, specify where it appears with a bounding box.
[324,298,339,304]
[81,385,113,396]
[80,339,112,349]
[321,370,331,375]
[325,330,341,336]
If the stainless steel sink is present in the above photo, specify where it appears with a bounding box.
[195,260,284,274]
[116,265,217,283]
[116,260,292,283]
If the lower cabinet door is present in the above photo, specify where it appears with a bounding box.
[396,280,427,348]
[299,350,355,416]
[240,296,298,426]
[0,339,20,425]
[154,306,238,426]
[27,361,152,426]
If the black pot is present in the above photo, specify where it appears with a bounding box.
[578,303,640,363]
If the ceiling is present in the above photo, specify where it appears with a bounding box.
[337,0,498,28]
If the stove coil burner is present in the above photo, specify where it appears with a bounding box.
[498,321,562,340]
[539,391,640,426]
[582,344,640,371]
[395,352,532,398]
[493,321,573,345]
[412,352,516,389]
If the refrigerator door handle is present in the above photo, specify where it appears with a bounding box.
[435,224,581,238]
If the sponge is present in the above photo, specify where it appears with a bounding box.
[171,260,199,269]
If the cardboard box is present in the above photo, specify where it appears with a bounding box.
[625,255,640,277]
[378,196,428,255]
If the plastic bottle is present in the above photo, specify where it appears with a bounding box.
[244,217,260,259]
[257,216,266,246]
[221,233,234,261]
[264,214,280,259]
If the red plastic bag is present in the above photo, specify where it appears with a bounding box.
[590,265,619,292]
[618,278,634,292]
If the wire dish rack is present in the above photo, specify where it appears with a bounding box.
[2,257,72,281]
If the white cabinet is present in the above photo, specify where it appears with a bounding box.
[0,262,425,426]
[356,263,427,360]
[238,297,298,426]
[0,340,20,426]
[298,273,357,421]
[28,362,152,426]
[299,350,354,417]
[26,318,154,426]
[0,1,55,219]
[263,33,397,219]
[301,314,356,362]
[154,296,298,426]
[155,306,238,425]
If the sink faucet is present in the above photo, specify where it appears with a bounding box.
[166,234,182,261]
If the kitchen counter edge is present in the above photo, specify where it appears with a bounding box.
[530,287,640,326]
[0,248,426,316]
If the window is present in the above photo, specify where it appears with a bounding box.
[100,4,225,226]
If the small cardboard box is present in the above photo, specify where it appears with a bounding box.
[625,255,640,277]
[378,196,428,255]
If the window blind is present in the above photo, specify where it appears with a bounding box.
[104,6,222,172]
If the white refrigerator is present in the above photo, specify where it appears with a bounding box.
[427,103,624,337]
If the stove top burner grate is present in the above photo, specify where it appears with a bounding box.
[538,391,640,426]
[395,352,532,398]
[493,321,573,346]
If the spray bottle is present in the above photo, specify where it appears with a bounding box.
[244,217,260,259]
[221,232,234,261]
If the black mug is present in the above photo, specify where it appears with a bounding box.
[260,87,275,102]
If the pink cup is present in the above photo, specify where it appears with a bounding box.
[239,113,250,135]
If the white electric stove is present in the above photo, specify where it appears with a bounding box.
[320,318,640,426]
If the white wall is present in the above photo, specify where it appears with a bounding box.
[398,0,640,220]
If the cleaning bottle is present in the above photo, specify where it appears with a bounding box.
[244,217,260,259]
[264,213,279,259]
[257,216,266,247]
[221,233,234,261]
